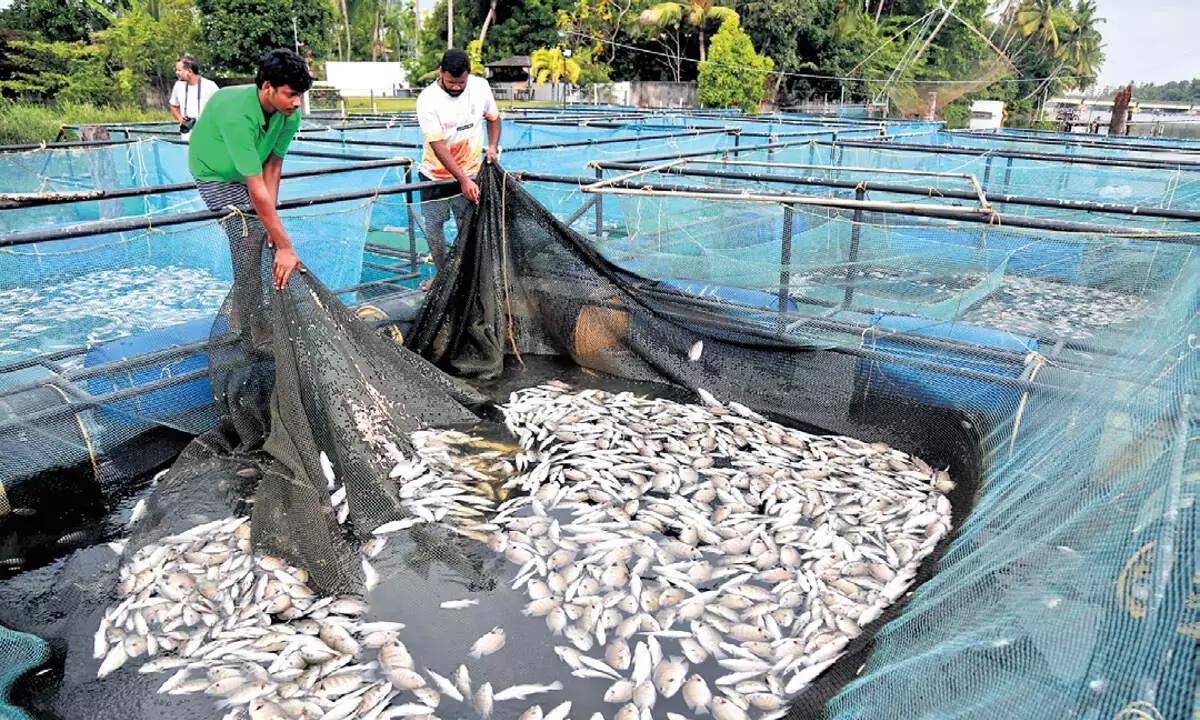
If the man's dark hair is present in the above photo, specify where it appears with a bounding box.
[440,49,470,77]
[177,56,199,74]
[256,48,313,92]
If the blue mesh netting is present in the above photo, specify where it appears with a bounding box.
[759,142,1200,211]
[0,626,47,720]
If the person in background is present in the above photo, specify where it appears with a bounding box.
[186,48,311,343]
[415,48,501,290]
[169,56,219,140]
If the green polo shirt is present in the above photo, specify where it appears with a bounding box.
[187,85,302,183]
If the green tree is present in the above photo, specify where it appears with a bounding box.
[94,0,203,102]
[195,0,335,75]
[345,0,413,61]
[1129,79,1200,104]
[530,46,580,101]
[697,15,772,113]
[467,39,486,75]
[556,0,637,65]
[1015,0,1076,53]
[412,0,474,81]
[0,39,112,102]
[469,0,575,63]
[0,0,110,43]
[1055,0,1103,91]
[737,0,821,100]
[635,1,735,81]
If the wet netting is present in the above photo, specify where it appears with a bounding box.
[0,160,1196,720]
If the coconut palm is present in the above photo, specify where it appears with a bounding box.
[1015,0,1077,53]
[1056,0,1104,90]
[638,0,737,63]
[531,47,581,102]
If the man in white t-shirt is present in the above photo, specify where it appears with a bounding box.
[169,56,219,141]
[415,48,502,284]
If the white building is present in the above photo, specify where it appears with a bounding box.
[968,100,1005,130]
[323,62,408,97]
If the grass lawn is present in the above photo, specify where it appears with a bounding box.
[0,101,174,145]
[343,96,558,112]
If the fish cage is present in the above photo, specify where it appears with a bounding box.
[0,115,1196,720]
[804,137,1200,210]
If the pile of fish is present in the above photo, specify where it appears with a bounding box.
[96,516,415,719]
[962,274,1147,340]
[94,382,953,720]
[475,383,953,719]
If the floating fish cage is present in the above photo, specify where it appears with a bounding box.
[0,114,1197,720]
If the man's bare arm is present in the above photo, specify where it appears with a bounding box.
[245,173,304,289]
[486,116,501,162]
[263,153,284,205]
[429,139,480,203]
[170,104,183,122]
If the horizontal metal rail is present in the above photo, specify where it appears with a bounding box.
[292,135,423,149]
[507,126,733,152]
[829,138,1200,172]
[517,170,1200,240]
[1,177,453,247]
[948,129,1200,155]
[0,158,412,209]
[0,138,141,153]
[593,160,1200,222]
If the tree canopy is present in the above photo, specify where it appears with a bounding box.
[195,0,335,75]
[0,0,1108,124]
[697,15,772,112]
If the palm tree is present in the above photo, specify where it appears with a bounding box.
[477,0,497,45]
[1056,0,1104,91]
[683,0,736,62]
[638,0,737,64]
[1015,0,1077,53]
[531,47,581,102]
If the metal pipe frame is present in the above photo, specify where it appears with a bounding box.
[525,170,1150,356]
[292,135,423,149]
[596,137,823,166]
[594,159,1200,222]
[566,173,1200,241]
[507,126,733,152]
[949,129,1200,155]
[678,159,991,209]
[0,158,413,209]
[0,138,141,154]
[828,138,1200,172]
[1,177,455,247]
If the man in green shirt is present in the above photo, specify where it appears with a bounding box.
[188,48,311,343]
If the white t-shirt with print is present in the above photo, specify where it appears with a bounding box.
[416,75,500,181]
[169,77,220,120]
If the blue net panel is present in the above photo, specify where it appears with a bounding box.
[0,625,46,720]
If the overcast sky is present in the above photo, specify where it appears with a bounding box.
[1090,0,1198,86]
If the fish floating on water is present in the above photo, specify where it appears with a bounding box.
[480,382,953,716]
[95,381,952,720]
